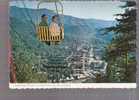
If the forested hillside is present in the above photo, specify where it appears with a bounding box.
[102,1,136,82]
[10,6,116,83]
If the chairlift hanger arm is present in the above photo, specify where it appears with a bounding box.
[37,0,63,8]
[37,0,64,17]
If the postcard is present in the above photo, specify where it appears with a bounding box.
[9,0,137,89]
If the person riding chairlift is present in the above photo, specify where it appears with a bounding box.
[39,14,48,27]
[39,14,50,45]
[49,15,62,45]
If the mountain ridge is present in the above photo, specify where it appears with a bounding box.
[10,6,116,56]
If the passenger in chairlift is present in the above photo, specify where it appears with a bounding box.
[39,14,48,27]
[49,15,61,45]
[49,15,61,36]
[39,14,50,45]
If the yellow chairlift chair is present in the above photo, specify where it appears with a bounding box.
[36,0,64,44]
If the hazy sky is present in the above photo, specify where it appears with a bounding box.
[10,1,125,20]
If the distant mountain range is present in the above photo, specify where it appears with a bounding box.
[10,6,115,40]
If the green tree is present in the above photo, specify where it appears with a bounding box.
[103,1,136,82]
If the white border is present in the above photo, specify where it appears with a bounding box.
[9,83,137,89]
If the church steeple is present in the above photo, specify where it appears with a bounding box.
[89,45,94,58]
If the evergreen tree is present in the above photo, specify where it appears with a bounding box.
[103,1,136,82]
